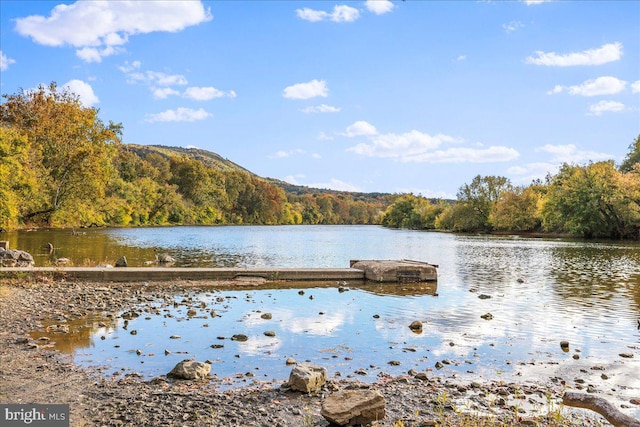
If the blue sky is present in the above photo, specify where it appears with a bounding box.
[1,0,638,198]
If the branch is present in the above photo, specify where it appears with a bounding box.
[563,391,640,427]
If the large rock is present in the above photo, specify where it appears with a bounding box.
[287,363,326,393]
[157,253,176,264]
[0,248,35,267]
[321,389,386,426]
[167,360,210,380]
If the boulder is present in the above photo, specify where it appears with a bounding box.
[167,360,210,380]
[288,363,326,393]
[0,248,35,267]
[115,256,128,267]
[157,253,176,264]
[321,389,386,426]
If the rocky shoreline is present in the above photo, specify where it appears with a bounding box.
[0,275,622,426]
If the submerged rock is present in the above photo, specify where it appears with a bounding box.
[409,320,423,333]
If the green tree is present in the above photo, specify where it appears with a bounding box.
[490,185,542,232]
[620,134,640,173]
[0,127,34,229]
[1,83,122,226]
[542,161,639,238]
[455,175,510,232]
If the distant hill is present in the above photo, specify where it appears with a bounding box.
[125,144,253,174]
[266,177,394,202]
[126,144,395,203]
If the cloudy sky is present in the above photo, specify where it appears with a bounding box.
[1,1,638,198]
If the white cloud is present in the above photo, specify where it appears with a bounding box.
[283,175,305,185]
[0,50,16,71]
[120,62,236,102]
[456,55,467,61]
[121,64,188,87]
[342,121,378,137]
[152,87,180,99]
[509,145,615,184]
[344,124,518,164]
[15,1,212,62]
[317,132,334,141]
[400,146,520,163]
[347,130,456,158]
[301,104,341,113]
[503,21,524,33]
[183,86,237,101]
[283,79,328,100]
[296,5,360,23]
[521,0,553,4]
[76,45,123,63]
[118,60,141,73]
[365,0,395,15]
[632,81,640,94]
[588,100,625,116]
[507,162,559,185]
[145,107,211,123]
[547,76,626,97]
[268,149,305,159]
[398,187,456,199]
[537,144,613,163]
[62,79,99,107]
[306,178,362,192]
[147,71,188,87]
[525,42,623,66]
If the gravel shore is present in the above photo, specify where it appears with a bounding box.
[0,274,617,426]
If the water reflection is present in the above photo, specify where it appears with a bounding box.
[12,227,640,418]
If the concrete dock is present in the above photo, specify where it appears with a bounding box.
[0,267,366,282]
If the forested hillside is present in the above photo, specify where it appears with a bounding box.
[2,84,638,239]
[0,83,390,230]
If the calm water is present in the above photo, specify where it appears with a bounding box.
[11,226,640,417]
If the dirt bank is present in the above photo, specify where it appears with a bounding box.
[0,275,618,426]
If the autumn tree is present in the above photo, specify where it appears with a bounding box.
[620,134,640,173]
[0,127,34,229]
[490,184,543,232]
[1,83,122,226]
[454,175,510,231]
[542,161,639,238]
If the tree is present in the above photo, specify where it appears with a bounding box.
[1,83,122,226]
[620,134,640,173]
[455,175,510,231]
[0,127,34,229]
[490,185,542,232]
[542,161,639,239]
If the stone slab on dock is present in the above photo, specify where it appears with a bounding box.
[350,260,438,282]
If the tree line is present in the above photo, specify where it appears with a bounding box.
[381,135,640,240]
[0,83,389,230]
[2,83,638,239]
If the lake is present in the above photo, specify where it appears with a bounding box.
[7,225,640,417]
